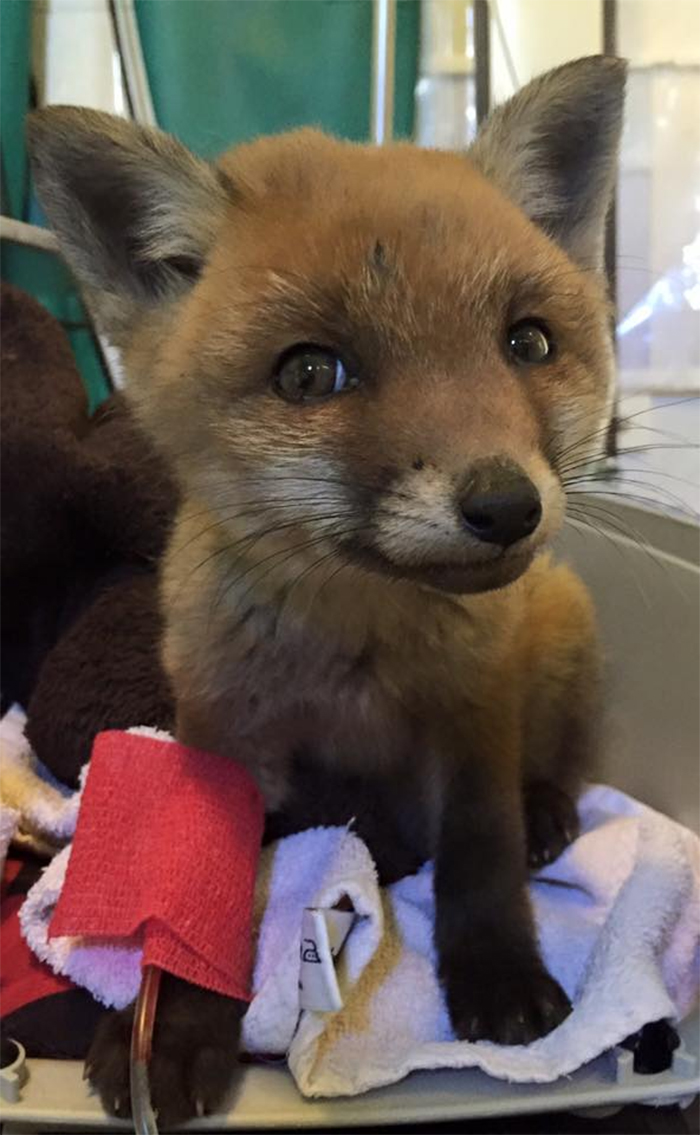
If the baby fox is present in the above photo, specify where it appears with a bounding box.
[29,55,625,1126]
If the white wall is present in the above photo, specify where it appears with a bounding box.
[415,0,477,148]
[491,0,601,103]
[618,0,700,67]
[34,0,125,114]
[616,0,700,394]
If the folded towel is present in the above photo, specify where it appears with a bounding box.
[285,788,700,1096]
[16,714,700,1098]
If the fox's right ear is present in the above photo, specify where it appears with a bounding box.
[469,56,626,270]
[27,107,231,335]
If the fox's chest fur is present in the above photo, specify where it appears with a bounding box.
[163,499,527,789]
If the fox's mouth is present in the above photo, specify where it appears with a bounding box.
[341,538,535,594]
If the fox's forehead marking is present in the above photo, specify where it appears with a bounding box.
[371,240,389,273]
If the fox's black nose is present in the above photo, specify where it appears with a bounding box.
[459,461,542,548]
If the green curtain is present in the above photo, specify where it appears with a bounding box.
[135,0,419,155]
[1,0,32,219]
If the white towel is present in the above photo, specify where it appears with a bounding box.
[0,706,82,869]
[287,788,700,1096]
[240,786,700,1096]
[15,720,700,1098]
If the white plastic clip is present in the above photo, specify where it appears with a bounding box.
[1,1039,28,1104]
[299,907,356,1012]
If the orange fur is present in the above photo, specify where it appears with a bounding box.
[116,132,610,814]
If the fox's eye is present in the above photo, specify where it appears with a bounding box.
[273,345,354,402]
[508,320,554,365]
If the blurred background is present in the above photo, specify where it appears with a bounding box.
[1,0,698,515]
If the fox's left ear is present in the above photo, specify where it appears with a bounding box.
[27,106,231,341]
[469,55,626,269]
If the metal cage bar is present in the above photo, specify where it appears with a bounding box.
[371,0,397,144]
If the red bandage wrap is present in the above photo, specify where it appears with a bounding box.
[48,731,264,1001]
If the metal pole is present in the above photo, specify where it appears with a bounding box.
[603,0,618,310]
[474,0,491,127]
[371,0,397,145]
[602,0,619,458]
[0,215,59,253]
[110,0,157,126]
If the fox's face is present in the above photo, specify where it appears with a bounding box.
[29,57,625,594]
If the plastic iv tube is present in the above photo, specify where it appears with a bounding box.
[130,964,162,1135]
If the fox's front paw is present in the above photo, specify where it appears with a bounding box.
[525,780,580,870]
[85,975,245,1130]
[441,953,571,1046]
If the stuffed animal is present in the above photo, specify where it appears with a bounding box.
[1,282,177,786]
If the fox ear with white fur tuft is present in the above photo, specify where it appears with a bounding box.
[469,55,627,269]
